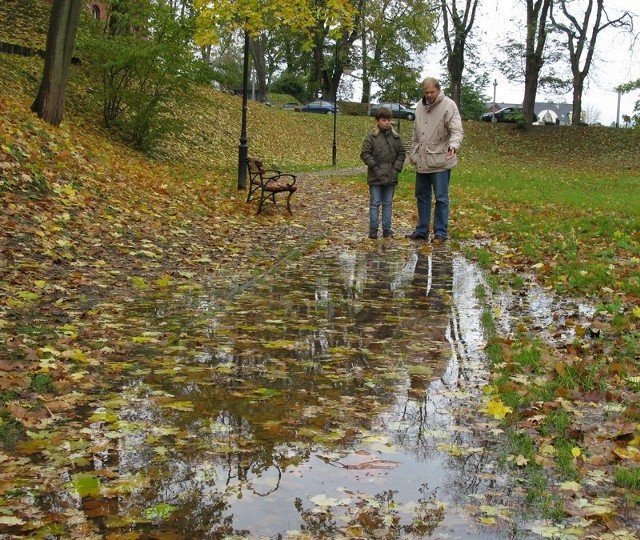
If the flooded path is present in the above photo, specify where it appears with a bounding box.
[50,241,543,539]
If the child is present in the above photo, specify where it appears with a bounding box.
[360,107,405,239]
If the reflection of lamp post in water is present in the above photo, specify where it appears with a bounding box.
[492,79,497,123]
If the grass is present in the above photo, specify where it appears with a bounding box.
[614,466,640,490]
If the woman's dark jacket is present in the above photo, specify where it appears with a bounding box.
[360,126,405,186]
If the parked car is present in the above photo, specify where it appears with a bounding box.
[369,103,416,120]
[481,106,538,123]
[300,100,337,114]
[283,102,300,111]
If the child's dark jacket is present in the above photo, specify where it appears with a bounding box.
[360,127,405,186]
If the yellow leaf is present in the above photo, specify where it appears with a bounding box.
[559,481,582,492]
[633,306,640,318]
[131,276,149,289]
[514,454,529,466]
[16,290,40,301]
[613,446,640,461]
[132,336,158,344]
[160,401,194,412]
[479,517,496,525]
[436,442,464,456]
[39,346,61,357]
[573,496,615,516]
[484,399,513,419]
[61,348,87,362]
[571,447,582,458]
[156,274,171,288]
[0,516,25,526]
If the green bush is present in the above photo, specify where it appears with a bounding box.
[270,72,306,103]
[78,4,212,151]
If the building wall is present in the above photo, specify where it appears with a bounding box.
[46,0,108,21]
[86,1,108,21]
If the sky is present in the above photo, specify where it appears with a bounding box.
[421,0,640,125]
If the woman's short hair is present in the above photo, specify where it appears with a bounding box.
[375,107,393,120]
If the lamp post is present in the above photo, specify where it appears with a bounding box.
[492,79,497,123]
[237,30,250,190]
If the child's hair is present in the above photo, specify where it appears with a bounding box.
[375,107,393,120]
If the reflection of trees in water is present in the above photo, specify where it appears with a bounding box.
[86,245,477,537]
[294,483,445,539]
[96,394,308,537]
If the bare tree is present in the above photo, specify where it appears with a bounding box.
[522,0,553,127]
[583,104,601,124]
[440,0,480,108]
[551,0,633,126]
[31,0,82,126]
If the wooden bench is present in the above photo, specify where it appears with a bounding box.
[246,158,298,215]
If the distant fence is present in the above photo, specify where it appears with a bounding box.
[1,41,80,63]
[0,41,44,58]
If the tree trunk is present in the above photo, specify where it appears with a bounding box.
[522,0,552,127]
[571,75,584,125]
[31,0,82,126]
[309,24,327,101]
[250,36,268,103]
[447,49,463,107]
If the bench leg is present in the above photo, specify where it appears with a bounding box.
[285,191,294,214]
[256,193,266,214]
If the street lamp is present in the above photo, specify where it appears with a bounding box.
[237,30,250,190]
[492,79,497,123]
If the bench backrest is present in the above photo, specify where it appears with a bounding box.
[247,158,265,179]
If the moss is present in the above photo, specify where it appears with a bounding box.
[0,410,26,450]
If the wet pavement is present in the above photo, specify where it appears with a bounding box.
[53,241,548,539]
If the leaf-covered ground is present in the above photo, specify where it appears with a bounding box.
[1,41,640,539]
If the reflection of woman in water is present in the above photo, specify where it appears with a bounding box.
[403,248,454,396]
[410,249,453,315]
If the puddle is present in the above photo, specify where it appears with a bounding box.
[493,278,598,344]
[12,244,548,539]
